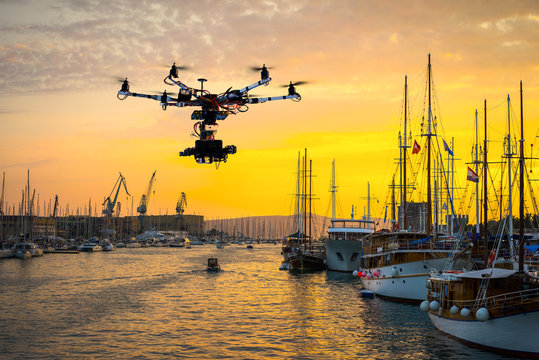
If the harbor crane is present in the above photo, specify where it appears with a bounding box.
[176,192,187,217]
[137,170,157,216]
[116,63,305,165]
[102,173,130,216]
[52,195,59,218]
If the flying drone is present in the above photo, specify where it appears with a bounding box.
[117,63,304,164]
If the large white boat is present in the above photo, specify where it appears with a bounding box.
[358,55,473,302]
[325,218,373,272]
[422,267,539,356]
[358,231,468,302]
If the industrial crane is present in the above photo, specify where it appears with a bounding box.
[52,195,59,218]
[102,173,130,216]
[137,171,157,216]
[176,192,187,217]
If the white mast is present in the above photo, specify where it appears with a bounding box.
[451,137,455,236]
[507,94,514,256]
[330,159,337,220]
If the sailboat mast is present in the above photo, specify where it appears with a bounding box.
[391,175,396,224]
[475,109,480,234]
[507,94,514,256]
[483,99,489,267]
[518,81,524,272]
[304,148,307,251]
[367,182,371,220]
[426,54,432,237]
[403,75,408,230]
[296,152,301,236]
[309,159,312,249]
[331,159,336,220]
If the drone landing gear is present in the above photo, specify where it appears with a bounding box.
[179,139,237,165]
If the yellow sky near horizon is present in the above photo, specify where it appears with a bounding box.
[1,0,539,222]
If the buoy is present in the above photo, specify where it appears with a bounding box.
[460,308,471,317]
[450,305,459,315]
[366,272,373,279]
[476,307,489,322]
[420,300,430,312]
[429,300,440,311]
[391,267,399,277]
[373,269,381,277]
[353,270,359,277]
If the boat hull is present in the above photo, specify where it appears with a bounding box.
[289,253,326,271]
[428,311,539,356]
[325,239,362,272]
[360,257,449,302]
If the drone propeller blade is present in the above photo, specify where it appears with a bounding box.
[249,65,273,72]
[114,77,130,84]
[161,62,190,70]
[280,81,310,87]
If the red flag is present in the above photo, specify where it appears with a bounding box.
[412,140,421,154]
[467,167,479,183]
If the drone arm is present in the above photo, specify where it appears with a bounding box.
[117,91,175,103]
[164,76,197,97]
[246,93,301,104]
[238,77,272,95]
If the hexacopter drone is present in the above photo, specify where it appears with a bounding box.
[117,63,304,165]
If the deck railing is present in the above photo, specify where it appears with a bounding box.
[433,287,539,311]
[363,237,459,255]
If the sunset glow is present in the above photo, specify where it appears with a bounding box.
[1,0,538,221]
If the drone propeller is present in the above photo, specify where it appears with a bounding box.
[114,77,131,92]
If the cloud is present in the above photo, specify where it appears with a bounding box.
[0,158,56,169]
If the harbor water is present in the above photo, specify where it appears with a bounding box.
[0,244,515,359]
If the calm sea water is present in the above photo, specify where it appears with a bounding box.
[0,244,515,359]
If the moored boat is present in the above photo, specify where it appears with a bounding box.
[79,241,103,252]
[325,218,373,272]
[358,231,469,302]
[422,267,539,356]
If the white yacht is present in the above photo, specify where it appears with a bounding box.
[325,218,373,272]
[79,241,103,252]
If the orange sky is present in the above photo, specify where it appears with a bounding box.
[1,0,538,222]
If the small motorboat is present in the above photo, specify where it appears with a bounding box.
[360,289,375,298]
[207,257,221,272]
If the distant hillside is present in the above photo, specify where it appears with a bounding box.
[204,214,391,240]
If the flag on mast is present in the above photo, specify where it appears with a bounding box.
[467,167,479,183]
[412,140,421,154]
[443,139,454,156]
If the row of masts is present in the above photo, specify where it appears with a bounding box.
[396,55,529,271]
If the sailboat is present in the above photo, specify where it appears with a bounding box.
[287,149,326,271]
[421,82,539,356]
[358,55,471,302]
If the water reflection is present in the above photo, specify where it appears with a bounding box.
[0,245,513,359]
